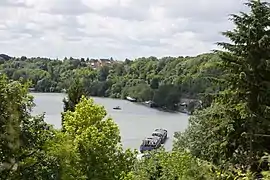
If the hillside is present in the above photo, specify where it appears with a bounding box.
[0,53,222,111]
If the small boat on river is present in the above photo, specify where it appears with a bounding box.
[113,106,121,110]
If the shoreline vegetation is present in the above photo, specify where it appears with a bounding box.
[1,1,270,179]
[29,89,199,114]
[3,51,216,114]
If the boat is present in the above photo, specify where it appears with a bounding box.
[139,136,162,153]
[113,106,121,110]
[126,96,137,102]
[143,100,158,108]
[152,128,168,144]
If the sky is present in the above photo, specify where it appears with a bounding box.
[0,0,248,60]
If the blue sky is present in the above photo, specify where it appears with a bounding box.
[0,0,248,60]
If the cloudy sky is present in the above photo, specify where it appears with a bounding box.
[0,0,248,60]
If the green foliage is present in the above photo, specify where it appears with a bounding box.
[124,83,154,102]
[0,74,31,178]
[63,78,85,113]
[0,74,59,180]
[62,96,137,180]
[129,149,238,180]
[2,74,270,180]
[62,78,86,131]
[3,1,270,179]
[1,75,137,180]
[174,0,270,175]
[153,84,180,110]
[15,115,59,180]
[45,131,84,180]
[0,53,222,111]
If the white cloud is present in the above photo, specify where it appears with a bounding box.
[0,0,29,7]
[0,0,249,60]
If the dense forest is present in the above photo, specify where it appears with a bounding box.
[1,0,270,179]
[0,51,222,112]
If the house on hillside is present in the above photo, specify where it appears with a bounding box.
[87,58,116,69]
[87,59,100,69]
[99,58,114,66]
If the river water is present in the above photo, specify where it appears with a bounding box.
[31,93,189,151]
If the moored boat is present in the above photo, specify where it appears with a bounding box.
[152,128,168,144]
[139,136,162,153]
[126,96,137,102]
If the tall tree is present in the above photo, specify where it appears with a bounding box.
[0,75,30,178]
[62,78,85,131]
[0,75,58,179]
[216,0,270,170]
[174,0,270,173]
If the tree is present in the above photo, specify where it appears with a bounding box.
[20,56,27,61]
[215,0,270,170]
[0,75,59,179]
[98,66,110,81]
[0,75,31,178]
[174,0,270,173]
[15,115,59,180]
[128,149,236,180]
[126,83,154,102]
[62,96,136,179]
[45,131,83,180]
[62,78,85,131]
[150,76,159,89]
[153,84,180,110]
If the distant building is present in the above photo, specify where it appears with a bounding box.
[99,58,113,66]
[87,59,100,69]
[86,58,116,69]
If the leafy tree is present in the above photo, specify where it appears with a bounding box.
[150,76,160,89]
[98,65,110,81]
[20,56,27,61]
[15,115,59,180]
[62,78,86,131]
[174,0,270,173]
[0,75,59,179]
[45,131,83,180]
[63,96,136,179]
[126,83,154,102]
[0,74,31,178]
[63,78,85,113]
[128,149,237,180]
[153,85,181,110]
[215,0,270,170]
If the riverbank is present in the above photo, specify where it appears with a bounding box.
[135,101,193,115]
[29,90,197,114]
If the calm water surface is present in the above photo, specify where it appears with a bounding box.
[31,93,189,151]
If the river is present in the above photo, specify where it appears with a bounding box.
[31,93,189,151]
